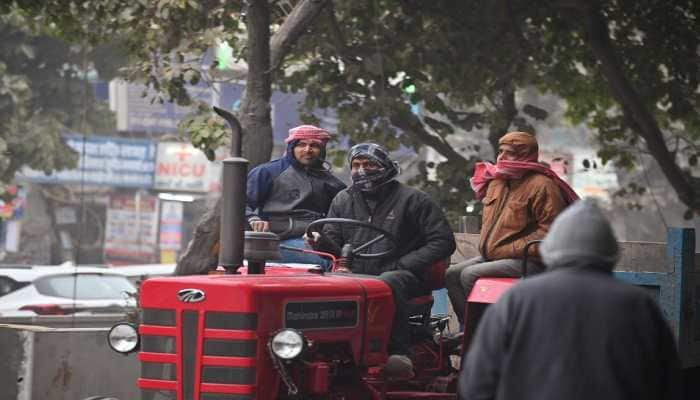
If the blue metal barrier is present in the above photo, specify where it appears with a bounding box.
[614,228,699,368]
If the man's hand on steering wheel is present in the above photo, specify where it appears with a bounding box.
[305,218,398,260]
[303,231,322,246]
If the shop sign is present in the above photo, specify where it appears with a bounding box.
[104,193,159,264]
[17,134,156,188]
[154,142,221,192]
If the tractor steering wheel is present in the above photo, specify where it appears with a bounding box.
[306,218,398,259]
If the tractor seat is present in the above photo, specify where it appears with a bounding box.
[408,294,434,307]
[407,295,434,325]
[405,259,448,323]
[468,277,519,304]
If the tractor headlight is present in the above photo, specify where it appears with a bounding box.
[108,323,139,354]
[270,329,305,360]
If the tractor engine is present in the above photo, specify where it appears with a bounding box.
[136,270,395,399]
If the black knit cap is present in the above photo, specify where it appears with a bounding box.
[347,143,398,176]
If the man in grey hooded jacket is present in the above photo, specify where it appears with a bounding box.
[459,199,681,400]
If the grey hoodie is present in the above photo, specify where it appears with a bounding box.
[540,198,619,270]
[459,199,681,400]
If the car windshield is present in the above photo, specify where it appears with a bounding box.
[34,274,135,300]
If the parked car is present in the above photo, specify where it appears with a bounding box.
[0,265,137,316]
[108,263,176,287]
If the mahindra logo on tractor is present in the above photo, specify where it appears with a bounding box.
[177,288,206,303]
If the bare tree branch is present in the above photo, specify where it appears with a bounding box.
[387,107,472,170]
[270,0,330,72]
[487,85,517,155]
[324,2,352,59]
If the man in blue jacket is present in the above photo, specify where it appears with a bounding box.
[246,125,346,265]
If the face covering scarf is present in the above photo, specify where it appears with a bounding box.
[470,160,579,205]
[351,167,393,192]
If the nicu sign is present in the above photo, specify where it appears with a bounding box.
[154,142,220,192]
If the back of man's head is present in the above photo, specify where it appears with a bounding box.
[540,198,619,271]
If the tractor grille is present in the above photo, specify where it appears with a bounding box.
[139,308,258,400]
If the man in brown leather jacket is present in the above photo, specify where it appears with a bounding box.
[445,132,578,323]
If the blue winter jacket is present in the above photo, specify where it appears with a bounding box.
[245,141,346,238]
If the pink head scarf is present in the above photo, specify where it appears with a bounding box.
[470,132,579,204]
[284,125,331,144]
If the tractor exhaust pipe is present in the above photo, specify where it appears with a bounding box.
[214,106,248,273]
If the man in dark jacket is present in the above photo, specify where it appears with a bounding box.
[459,199,681,400]
[246,125,346,265]
[307,142,456,377]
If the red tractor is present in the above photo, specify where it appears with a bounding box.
[107,108,517,400]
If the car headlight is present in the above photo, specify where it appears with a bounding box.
[108,323,139,354]
[270,329,305,360]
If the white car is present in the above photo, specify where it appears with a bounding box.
[0,265,137,317]
[108,263,176,287]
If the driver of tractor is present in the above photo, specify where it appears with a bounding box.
[245,125,346,267]
[305,142,456,378]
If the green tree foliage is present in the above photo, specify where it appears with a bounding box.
[9,0,329,167]
[281,0,699,215]
[0,9,118,200]
[8,0,333,274]
[537,1,700,215]
[279,1,550,217]
[10,0,698,218]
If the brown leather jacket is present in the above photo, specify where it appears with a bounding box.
[479,172,567,260]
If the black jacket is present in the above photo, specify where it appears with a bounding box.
[315,181,456,277]
[459,266,681,400]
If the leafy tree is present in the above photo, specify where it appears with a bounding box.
[281,0,699,216]
[1,14,72,199]
[263,1,555,223]
[537,0,699,214]
[0,8,120,199]
[0,8,123,264]
[9,0,331,272]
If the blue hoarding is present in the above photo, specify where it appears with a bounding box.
[17,134,157,188]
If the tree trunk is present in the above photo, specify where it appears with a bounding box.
[242,0,330,167]
[580,2,699,212]
[487,85,517,158]
[174,197,221,275]
[175,0,330,275]
[240,0,273,168]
